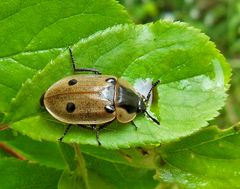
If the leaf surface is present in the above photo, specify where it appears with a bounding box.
[0,0,130,114]
[0,158,62,189]
[156,123,240,189]
[80,145,156,169]
[57,144,157,189]
[0,130,66,169]
[5,21,231,148]
[86,155,158,189]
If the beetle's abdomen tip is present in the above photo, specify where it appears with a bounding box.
[40,93,45,108]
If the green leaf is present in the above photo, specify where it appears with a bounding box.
[156,123,240,189]
[0,129,16,141]
[0,158,62,189]
[58,169,86,189]
[80,145,156,169]
[57,144,157,189]
[0,0,131,114]
[0,130,66,169]
[58,144,90,189]
[0,150,9,158]
[210,60,240,127]
[5,21,231,148]
[86,154,158,189]
[0,146,12,158]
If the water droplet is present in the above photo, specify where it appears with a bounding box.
[213,59,224,88]
[137,27,153,43]
[134,78,153,100]
[179,80,192,90]
[201,77,214,90]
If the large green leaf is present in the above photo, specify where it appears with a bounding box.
[58,169,87,189]
[80,145,156,169]
[5,21,231,148]
[0,158,62,189]
[58,143,89,189]
[0,137,157,188]
[58,144,157,189]
[0,129,66,169]
[0,150,10,158]
[156,123,240,189]
[86,155,158,189]
[0,130,155,170]
[65,146,157,189]
[0,0,130,115]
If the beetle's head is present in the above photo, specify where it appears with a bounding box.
[137,97,146,113]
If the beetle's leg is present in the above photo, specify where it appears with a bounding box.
[58,124,72,142]
[74,68,101,75]
[77,124,102,146]
[91,125,101,146]
[131,121,138,130]
[146,80,160,102]
[94,123,112,146]
[69,48,101,75]
[77,124,92,130]
[94,124,110,146]
[96,128,101,146]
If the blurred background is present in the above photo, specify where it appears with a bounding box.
[119,0,240,129]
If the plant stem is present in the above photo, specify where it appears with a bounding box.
[0,124,9,131]
[73,143,90,189]
[0,142,26,160]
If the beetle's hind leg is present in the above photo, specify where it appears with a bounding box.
[94,124,110,146]
[93,125,101,146]
[69,48,101,75]
[77,124,109,146]
[58,124,72,142]
[77,124,101,146]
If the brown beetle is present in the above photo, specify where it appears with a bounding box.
[40,48,160,145]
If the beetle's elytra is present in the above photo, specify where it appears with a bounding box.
[40,48,160,145]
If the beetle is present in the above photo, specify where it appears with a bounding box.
[40,48,160,145]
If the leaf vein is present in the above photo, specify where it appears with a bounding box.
[24,13,120,51]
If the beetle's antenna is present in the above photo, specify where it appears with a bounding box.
[145,80,160,102]
[69,47,76,71]
[145,111,160,125]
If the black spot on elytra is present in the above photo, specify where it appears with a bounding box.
[68,79,77,86]
[66,102,75,113]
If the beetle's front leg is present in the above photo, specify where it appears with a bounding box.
[131,121,138,130]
